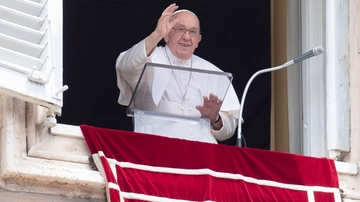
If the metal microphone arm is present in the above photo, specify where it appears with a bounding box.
[236,46,324,147]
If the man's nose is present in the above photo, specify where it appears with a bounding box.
[182,31,191,39]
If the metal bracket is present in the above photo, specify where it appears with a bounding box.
[52,85,69,101]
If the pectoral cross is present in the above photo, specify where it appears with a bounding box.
[178,100,192,115]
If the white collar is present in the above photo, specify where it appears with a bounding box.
[165,46,191,67]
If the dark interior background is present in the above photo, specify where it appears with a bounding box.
[58,0,271,149]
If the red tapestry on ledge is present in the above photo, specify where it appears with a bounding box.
[80,125,341,202]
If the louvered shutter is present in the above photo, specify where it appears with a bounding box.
[0,0,65,113]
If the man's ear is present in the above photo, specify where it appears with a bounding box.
[195,34,202,48]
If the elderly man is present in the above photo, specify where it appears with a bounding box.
[116,3,240,144]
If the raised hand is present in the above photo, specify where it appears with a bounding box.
[196,93,222,125]
[154,3,179,38]
[145,3,179,56]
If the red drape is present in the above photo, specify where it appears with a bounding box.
[80,125,340,202]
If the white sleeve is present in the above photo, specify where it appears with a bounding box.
[115,38,153,105]
[210,111,238,141]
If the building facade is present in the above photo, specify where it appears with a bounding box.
[0,0,359,201]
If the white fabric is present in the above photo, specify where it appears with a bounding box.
[115,38,240,143]
[171,9,198,19]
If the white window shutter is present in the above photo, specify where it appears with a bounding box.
[0,0,66,114]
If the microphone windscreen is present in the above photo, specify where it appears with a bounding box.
[313,46,324,55]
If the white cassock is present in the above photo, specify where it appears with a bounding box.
[116,38,240,144]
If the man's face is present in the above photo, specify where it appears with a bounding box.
[164,12,202,61]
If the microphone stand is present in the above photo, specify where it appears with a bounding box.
[237,46,324,147]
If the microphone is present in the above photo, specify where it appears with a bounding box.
[293,46,324,63]
[236,46,324,147]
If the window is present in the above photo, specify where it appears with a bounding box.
[0,0,65,115]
